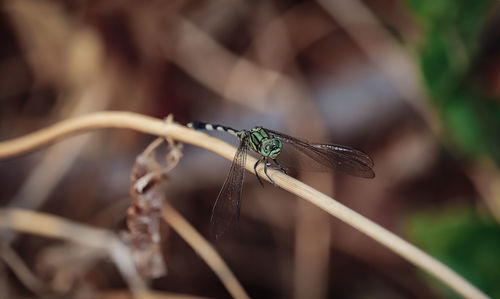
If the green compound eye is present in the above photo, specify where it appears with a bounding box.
[260,138,282,158]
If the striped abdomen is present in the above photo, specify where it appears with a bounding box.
[187,121,238,136]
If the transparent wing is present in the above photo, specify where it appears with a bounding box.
[265,128,375,178]
[210,141,248,239]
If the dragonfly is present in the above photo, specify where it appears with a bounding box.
[187,121,375,238]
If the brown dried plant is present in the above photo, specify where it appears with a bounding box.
[0,112,488,299]
[125,124,183,278]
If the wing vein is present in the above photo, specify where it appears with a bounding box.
[209,139,248,239]
[265,128,375,178]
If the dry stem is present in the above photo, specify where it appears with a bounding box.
[0,243,50,295]
[0,208,155,298]
[162,201,249,299]
[0,111,489,299]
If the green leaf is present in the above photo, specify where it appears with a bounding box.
[405,207,500,298]
[406,0,500,166]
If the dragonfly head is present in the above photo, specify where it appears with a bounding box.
[260,138,282,159]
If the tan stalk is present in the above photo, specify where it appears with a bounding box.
[0,111,489,299]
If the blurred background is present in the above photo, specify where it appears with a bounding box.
[1,0,500,298]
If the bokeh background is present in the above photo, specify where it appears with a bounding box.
[1,0,500,298]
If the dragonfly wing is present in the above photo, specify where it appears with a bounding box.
[210,141,248,239]
[265,129,375,178]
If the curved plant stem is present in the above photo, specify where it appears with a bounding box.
[0,208,152,298]
[0,210,215,299]
[162,201,249,299]
[0,111,490,299]
[0,243,51,296]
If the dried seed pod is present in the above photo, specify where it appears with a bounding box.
[125,138,175,278]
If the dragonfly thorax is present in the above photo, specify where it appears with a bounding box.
[242,127,283,159]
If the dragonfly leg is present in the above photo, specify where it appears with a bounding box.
[272,159,288,174]
[264,160,276,186]
[254,159,265,187]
